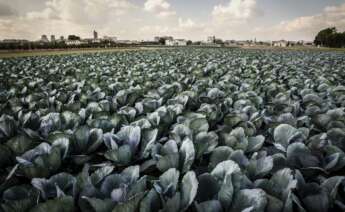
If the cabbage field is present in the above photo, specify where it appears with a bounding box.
[0,48,345,212]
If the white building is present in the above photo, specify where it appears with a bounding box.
[272,40,288,47]
[165,39,187,46]
[92,39,101,43]
[65,40,87,46]
[165,39,174,46]
[301,40,314,46]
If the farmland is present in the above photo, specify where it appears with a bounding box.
[0,48,345,212]
[0,47,156,58]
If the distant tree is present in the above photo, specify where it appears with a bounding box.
[314,27,345,48]
[68,35,81,41]
[158,38,166,45]
[186,40,192,45]
[215,39,224,45]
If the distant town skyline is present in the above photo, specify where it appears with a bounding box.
[0,0,345,41]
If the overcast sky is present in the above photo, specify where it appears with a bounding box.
[0,0,344,41]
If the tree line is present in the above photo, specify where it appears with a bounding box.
[0,41,144,50]
[314,27,345,48]
[0,39,194,50]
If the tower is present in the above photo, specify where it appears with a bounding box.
[93,30,98,40]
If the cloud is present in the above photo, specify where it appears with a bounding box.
[26,8,59,20]
[144,0,176,17]
[0,16,97,40]
[178,18,206,32]
[178,18,196,28]
[139,17,206,40]
[140,25,170,35]
[26,0,136,24]
[2,0,344,41]
[0,3,17,17]
[0,0,138,40]
[255,2,345,40]
[198,0,263,40]
[212,0,262,24]
[283,3,345,32]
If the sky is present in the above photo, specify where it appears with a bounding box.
[0,0,345,41]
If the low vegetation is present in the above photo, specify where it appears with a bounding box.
[0,48,345,211]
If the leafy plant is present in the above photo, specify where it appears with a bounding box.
[1,48,345,211]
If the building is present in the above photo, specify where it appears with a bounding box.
[165,39,174,46]
[51,35,56,42]
[165,39,187,46]
[304,42,314,46]
[103,36,117,42]
[92,39,101,43]
[175,39,187,46]
[40,35,49,42]
[65,40,87,46]
[117,40,139,45]
[299,40,314,46]
[93,30,98,40]
[272,40,289,47]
